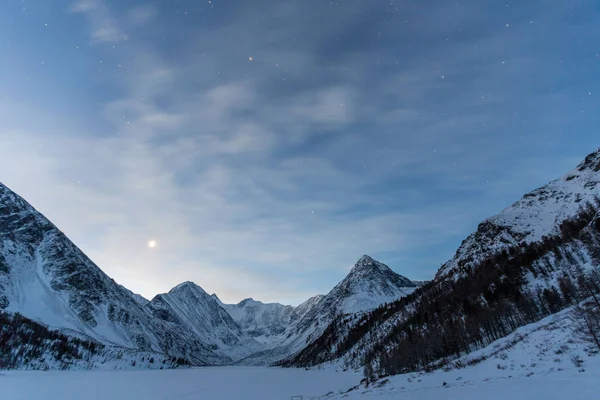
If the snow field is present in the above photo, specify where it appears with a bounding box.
[3,306,600,400]
[0,367,362,400]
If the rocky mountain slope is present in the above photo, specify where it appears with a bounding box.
[237,256,419,365]
[282,149,600,377]
[0,311,188,371]
[437,149,600,280]
[0,182,231,366]
[217,297,295,344]
[0,180,419,369]
[322,255,417,315]
[4,147,599,373]
[147,282,262,360]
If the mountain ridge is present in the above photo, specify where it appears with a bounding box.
[4,149,597,373]
[234,256,419,365]
[281,148,600,377]
[436,147,600,280]
[0,178,417,369]
[0,182,231,366]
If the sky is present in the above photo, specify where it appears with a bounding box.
[0,0,599,305]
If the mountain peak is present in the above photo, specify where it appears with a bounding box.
[169,281,208,296]
[314,256,417,316]
[238,298,262,307]
[437,147,600,279]
[576,148,600,172]
[350,255,390,275]
[358,254,375,263]
[344,255,416,288]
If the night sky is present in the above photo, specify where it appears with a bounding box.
[0,0,598,304]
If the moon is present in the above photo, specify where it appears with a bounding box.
[148,240,157,249]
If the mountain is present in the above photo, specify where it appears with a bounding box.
[0,178,419,369]
[282,149,600,377]
[237,255,419,365]
[285,255,417,339]
[0,177,419,370]
[121,285,149,306]
[437,148,600,280]
[0,310,189,371]
[221,256,416,351]
[324,255,417,314]
[146,282,262,360]
[289,294,325,322]
[219,298,295,343]
[0,182,225,366]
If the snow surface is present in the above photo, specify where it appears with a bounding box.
[0,367,361,400]
[2,357,597,400]
[331,368,599,400]
[4,306,598,400]
[323,304,600,399]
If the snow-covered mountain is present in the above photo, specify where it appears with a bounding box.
[284,255,417,341]
[0,181,423,369]
[121,285,149,307]
[0,310,189,371]
[218,297,295,343]
[3,148,600,373]
[283,148,600,375]
[147,282,262,360]
[237,255,419,365]
[437,148,600,279]
[0,182,226,366]
[322,255,417,315]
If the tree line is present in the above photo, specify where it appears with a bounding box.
[0,311,104,369]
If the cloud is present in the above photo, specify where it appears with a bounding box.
[128,5,157,26]
[70,0,125,43]
[0,0,598,305]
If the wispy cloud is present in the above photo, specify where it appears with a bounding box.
[0,0,598,304]
[70,0,125,43]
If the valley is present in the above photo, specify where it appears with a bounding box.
[1,149,599,400]
[2,305,599,400]
[3,0,598,397]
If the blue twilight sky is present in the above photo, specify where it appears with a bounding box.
[0,0,598,305]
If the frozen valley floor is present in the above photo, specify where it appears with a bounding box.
[2,363,598,400]
[3,309,600,400]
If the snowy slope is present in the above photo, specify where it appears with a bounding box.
[437,148,600,279]
[321,255,417,315]
[238,255,418,365]
[146,282,262,360]
[120,285,149,307]
[291,255,417,336]
[283,149,600,372]
[3,306,599,400]
[219,298,295,344]
[323,305,599,400]
[0,179,419,368]
[0,182,224,365]
[0,310,187,371]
